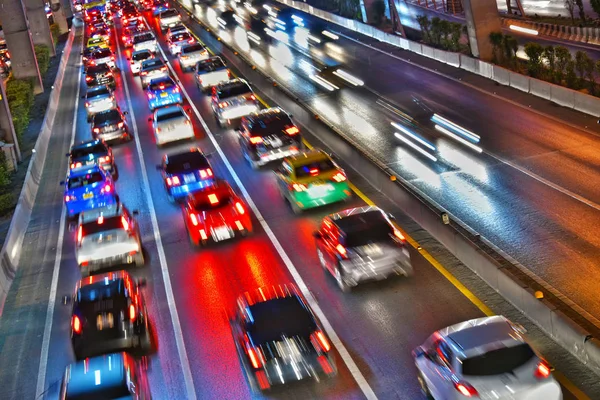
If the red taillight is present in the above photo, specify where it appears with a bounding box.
[122,35,126,41]
[167,176,180,186]
[111,55,115,61]
[311,330,331,352]
[89,60,96,65]
[129,304,137,321]
[72,315,82,334]
[160,67,167,72]
[393,229,405,241]
[77,225,83,244]
[121,216,130,231]
[292,183,307,192]
[247,346,262,369]
[93,128,100,133]
[227,70,232,78]
[249,94,256,100]
[285,126,299,135]
[190,213,199,226]
[85,76,93,82]
[103,184,112,193]
[218,102,227,109]
[199,168,212,179]
[188,38,194,43]
[65,195,73,202]
[141,71,147,75]
[332,172,346,182]
[235,202,245,214]
[173,86,179,93]
[159,84,165,89]
[535,361,551,379]
[454,381,478,397]
[309,168,319,176]
[336,244,347,257]
[117,122,124,128]
[249,137,263,144]
[199,229,207,240]
[71,162,82,169]
[85,101,90,107]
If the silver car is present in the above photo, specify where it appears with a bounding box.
[140,58,169,88]
[85,85,116,122]
[314,206,412,291]
[75,203,144,277]
[194,56,230,90]
[211,78,260,127]
[129,49,154,75]
[166,24,187,38]
[167,31,194,55]
[413,316,562,400]
[150,105,195,147]
[159,9,181,32]
[132,31,157,54]
[178,43,209,72]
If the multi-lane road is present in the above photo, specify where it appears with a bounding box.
[0,1,600,399]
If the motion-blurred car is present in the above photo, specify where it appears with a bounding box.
[125,17,146,32]
[151,0,170,16]
[85,64,115,88]
[59,352,151,400]
[133,31,158,54]
[166,23,187,38]
[211,79,259,127]
[157,147,214,201]
[82,46,101,66]
[76,203,144,276]
[146,76,182,110]
[194,56,230,90]
[64,271,151,360]
[86,36,109,50]
[68,139,115,175]
[130,49,155,75]
[121,25,139,47]
[121,5,140,24]
[92,108,130,143]
[178,43,209,72]
[313,206,412,291]
[87,48,116,69]
[239,107,302,169]
[413,316,562,400]
[158,9,181,31]
[62,165,117,218]
[167,31,194,55]
[231,285,336,391]
[84,85,116,121]
[181,179,252,245]
[139,58,168,88]
[90,27,111,44]
[150,105,194,147]
[275,149,351,211]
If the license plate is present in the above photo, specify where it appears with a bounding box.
[96,312,114,330]
[363,244,383,256]
[83,192,94,199]
[160,92,168,98]
[183,173,195,184]
[213,226,232,241]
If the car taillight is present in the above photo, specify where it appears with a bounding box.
[332,172,346,182]
[227,70,231,78]
[285,126,299,135]
[199,168,213,179]
[160,67,167,71]
[141,71,147,75]
[85,76,93,81]
[77,225,83,244]
[235,202,245,215]
[93,128,100,133]
[189,38,194,43]
[199,229,207,240]
[393,229,405,241]
[190,213,199,226]
[166,176,180,186]
[249,136,263,144]
[65,194,74,202]
[218,102,228,109]
[85,101,90,107]
[89,60,95,65]
[292,183,307,192]
[117,122,124,128]
[249,94,256,101]
[72,315,82,334]
[336,244,347,257]
[129,304,137,321]
[173,87,179,93]
[184,120,191,125]
[534,361,551,379]
[246,343,263,369]
[311,330,331,352]
[454,381,478,397]
[121,216,130,231]
[111,55,115,61]
[70,162,82,169]
[102,184,112,193]
[122,35,126,41]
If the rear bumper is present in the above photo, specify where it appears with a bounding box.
[78,248,140,272]
[292,182,351,209]
[66,195,117,218]
[95,127,128,142]
[86,101,116,116]
[254,145,301,166]
[340,252,412,286]
[149,93,182,109]
[250,353,335,389]
[217,103,260,122]
[169,179,214,199]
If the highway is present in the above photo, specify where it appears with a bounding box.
[0,3,598,400]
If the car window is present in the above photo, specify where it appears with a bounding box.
[340,211,394,248]
[132,51,152,61]
[165,152,209,173]
[156,109,185,122]
[93,49,111,58]
[190,189,233,211]
[294,159,335,178]
[143,59,164,69]
[161,10,178,18]
[461,343,536,376]
[172,32,191,41]
[247,115,293,137]
[71,144,107,159]
[77,280,125,303]
[94,110,121,124]
[88,87,110,98]
[217,82,251,99]
[197,58,225,72]
[68,172,104,189]
[182,44,204,54]
[82,216,126,237]
[134,33,153,43]
[149,79,175,91]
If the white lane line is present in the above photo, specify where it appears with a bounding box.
[115,22,198,400]
[152,15,378,400]
[36,33,84,398]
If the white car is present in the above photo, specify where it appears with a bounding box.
[150,105,195,146]
[85,85,116,122]
[413,316,562,400]
[75,203,144,277]
[178,43,209,71]
[132,31,157,53]
[159,9,181,32]
[129,49,154,75]
[167,31,194,55]
[140,58,169,88]
[211,78,259,126]
[194,56,230,90]
[166,24,188,38]
[88,48,115,69]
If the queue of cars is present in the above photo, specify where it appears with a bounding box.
[55,1,563,398]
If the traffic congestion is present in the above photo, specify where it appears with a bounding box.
[53,0,567,398]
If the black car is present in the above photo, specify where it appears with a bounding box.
[156,147,215,201]
[85,64,115,88]
[238,107,303,169]
[64,271,152,360]
[92,108,130,143]
[82,46,101,66]
[59,352,151,400]
[68,139,116,176]
[230,285,336,391]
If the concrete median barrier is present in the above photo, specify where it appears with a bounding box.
[421,45,435,59]
[432,48,445,63]
[445,52,460,68]
[574,93,600,117]
[509,71,530,93]
[550,83,576,108]
[492,65,510,85]
[530,78,552,100]
[408,41,422,55]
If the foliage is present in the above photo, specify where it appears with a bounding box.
[575,0,586,22]
[592,0,600,17]
[0,193,15,216]
[564,0,576,24]
[416,15,466,52]
[416,15,431,43]
[524,43,545,78]
[371,0,385,25]
[488,32,517,68]
[543,46,557,83]
[5,77,34,144]
[0,152,11,189]
[50,23,61,45]
[34,45,51,76]
[574,51,596,93]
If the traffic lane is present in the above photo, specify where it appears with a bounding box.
[118,21,365,399]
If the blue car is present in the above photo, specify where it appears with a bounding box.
[62,165,117,218]
[146,76,182,111]
[157,148,215,201]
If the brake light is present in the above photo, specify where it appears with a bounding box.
[199,229,207,240]
[311,330,331,352]
[227,70,232,79]
[122,35,126,41]
[103,184,112,193]
[535,361,551,379]
[208,193,219,204]
[167,176,180,186]
[173,86,179,93]
[454,381,478,397]
[247,346,262,369]
[190,213,199,226]
[250,94,256,100]
[336,244,347,257]
[111,55,115,61]
[332,172,346,182]
[159,84,165,89]
[188,38,194,43]
[72,315,82,334]
[249,137,263,144]
[89,60,95,65]
[70,162,82,169]
[160,67,167,71]
[121,216,130,231]
[235,202,245,214]
[117,122,124,128]
[218,102,228,108]
[129,304,137,321]
[77,225,83,244]
[184,120,191,125]
[309,168,319,176]
[141,71,147,75]
[85,76,93,81]
[285,126,299,135]
[292,183,307,192]
[235,220,244,230]
[93,128,100,133]
[85,101,90,107]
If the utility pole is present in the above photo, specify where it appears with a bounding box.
[24,0,56,56]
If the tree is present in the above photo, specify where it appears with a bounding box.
[489,32,503,63]
[524,43,545,78]
[565,60,578,89]
[543,46,557,82]
[430,17,444,46]
[592,0,600,18]
[416,15,432,43]
[555,46,572,84]
[575,51,589,83]
[449,22,463,52]
[564,0,576,24]
[439,19,452,50]
[502,35,519,68]
[575,0,586,22]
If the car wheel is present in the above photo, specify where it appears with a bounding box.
[134,251,145,267]
[334,265,350,293]
[417,372,434,399]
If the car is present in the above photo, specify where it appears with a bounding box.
[59,353,152,400]
[92,108,130,143]
[90,27,111,45]
[62,165,117,218]
[216,9,238,29]
[159,9,181,32]
[132,31,157,53]
[150,105,195,147]
[121,5,140,24]
[82,46,101,66]
[0,51,11,69]
[194,56,230,90]
[413,315,562,400]
[139,58,168,88]
[151,0,169,16]
[211,79,259,127]
[140,0,153,10]
[87,48,116,69]
[166,23,187,38]
[167,31,194,55]
[156,147,214,201]
[130,49,154,75]
[121,25,139,47]
[125,17,146,33]
[230,285,336,391]
[68,139,115,175]
[75,203,144,275]
[313,206,412,291]
[64,271,152,360]
[85,64,115,88]
[84,85,116,121]
[87,21,109,38]
[179,43,209,72]
[146,76,182,110]
[181,179,252,245]
[86,36,109,50]
[239,107,302,169]
[85,8,103,23]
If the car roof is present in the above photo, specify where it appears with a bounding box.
[67,164,103,178]
[215,78,249,91]
[240,284,301,307]
[71,139,105,151]
[243,107,286,124]
[164,147,207,164]
[132,48,152,56]
[141,58,164,67]
[155,105,184,117]
[87,64,110,72]
[149,75,174,85]
[65,353,129,398]
[79,202,123,223]
[328,206,386,228]
[77,270,130,289]
[286,149,329,167]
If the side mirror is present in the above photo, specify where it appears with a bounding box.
[387,213,396,221]
[62,295,72,304]
[312,231,322,239]
[132,209,140,216]
[137,278,147,287]
[59,180,65,186]
[412,346,426,359]
[288,114,293,119]
[123,111,129,115]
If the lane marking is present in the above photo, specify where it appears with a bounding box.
[152,18,378,400]
[115,20,198,400]
[36,31,83,398]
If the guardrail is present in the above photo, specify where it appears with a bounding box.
[275,0,600,119]
[0,25,76,316]
[179,0,600,375]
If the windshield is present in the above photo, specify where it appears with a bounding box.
[94,110,121,124]
[197,58,225,72]
[143,59,164,69]
[161,10,178,18]
[340,211,394,248]
[294,159,335,178]
[87,65,110,74]
[77,280,125,303]
[182,44,204,54]
[165,152,209,173]
[462,343,536,376]
[66,384,130,400]
[82,216,125,237]
[217,83,251,99]
[132,51,152,61]
[171,32,191,42]
[93,49,111,58]
[87,87,110,98]
[68,172,104,189]
[248,115,293,137]
[149,79,175,91]
[134,33,153,43]
[156,110,184,122]
[71,144,107,159]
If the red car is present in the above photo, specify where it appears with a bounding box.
[121,7,141,25]
[181,179,252,246]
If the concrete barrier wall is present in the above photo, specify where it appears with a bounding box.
[509,71,530,93]
[574,92,600,117]
[0,28,76,315]
[530,78,552,100]
[422,45,435,59]
[492,65,510,85]
[550,83,576,108]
